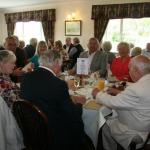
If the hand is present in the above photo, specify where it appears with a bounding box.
[71,95,86,105]
[12,68,25,76]
[92,88,100,99]
[107,87,121,96]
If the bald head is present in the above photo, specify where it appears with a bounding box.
[129,55,150,82]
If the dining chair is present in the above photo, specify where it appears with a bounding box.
[13,100,52,150]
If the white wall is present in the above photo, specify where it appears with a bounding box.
[0,0,150,48]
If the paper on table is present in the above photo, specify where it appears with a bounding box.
[22,62,32,72]
[77,58,89,75]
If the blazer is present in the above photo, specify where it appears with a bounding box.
[79,50,107,77]
[96,74,150,149]
[20,67,84,150]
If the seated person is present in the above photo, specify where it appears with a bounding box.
[131,47,142,58]
[102,41,115,65]
[111,42,131,81]
[0,50,20,108]
[20,50,86,150]
[142,42,150,59]
[30,41,48,69]
[0,96,24,150]
[92,55,150,150]
[54,40,68,61]
[4,36,26,82]
[69,38,107,77]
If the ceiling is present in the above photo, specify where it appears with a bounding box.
[0,0,78,8]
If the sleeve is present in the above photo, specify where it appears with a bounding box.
[99,53,107,77]
[96,86,140,110]
[57,80,83,122]
[69,47,78,57]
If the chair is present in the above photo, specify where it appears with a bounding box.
[13,100,52,150]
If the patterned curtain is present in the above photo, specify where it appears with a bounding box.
[42,21,55,43]
[7,23,15,36]
[5,9,56,41]
[92,2,150,41]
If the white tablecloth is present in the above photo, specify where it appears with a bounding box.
[82,106,112,147]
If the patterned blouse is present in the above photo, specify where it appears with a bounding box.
[0,74,20,108]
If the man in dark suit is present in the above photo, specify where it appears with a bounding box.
[20,50,85,150]
[63,37,73,53]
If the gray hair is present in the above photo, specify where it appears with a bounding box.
[131,47,142,57]
[0,50,16,63]
[73,37,80,44]
[102,41,112,52]
[30,38,37,47]
[131,55,150,75]
[39,50,61,66]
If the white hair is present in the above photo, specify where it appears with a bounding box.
[131,55,150,75]
[39,50,61,66]
[131,47,142,57]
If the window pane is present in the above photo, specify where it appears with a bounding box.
[103,18,150,52]
[14,21,45,45]
[103,19,121,52]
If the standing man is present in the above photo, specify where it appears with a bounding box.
[63,37,73,53]
[69,37,84,68]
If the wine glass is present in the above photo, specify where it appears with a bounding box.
[74,78,80,88]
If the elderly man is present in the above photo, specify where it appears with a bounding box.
[4,36,26,82]
[92,55,150,150]
[70,38,107,77]
[63,37,73,53]
[20,50,87,150]
[142,42,150,58]
[24,38,37,59]
[69,37,84,68]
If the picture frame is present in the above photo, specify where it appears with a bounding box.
[65,20,82,36]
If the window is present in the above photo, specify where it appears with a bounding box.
[14,21,45,45]
[103,18,150,52]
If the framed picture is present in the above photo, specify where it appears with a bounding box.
[65,20,81,36]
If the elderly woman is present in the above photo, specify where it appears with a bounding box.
[111,42,131,81]
[30,41,48,69]
[130,47,142,57]
[0,50,20,108]
[102,41,115,65]
[54,40,68,61]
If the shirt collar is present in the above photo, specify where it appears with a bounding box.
[88,51,96,56]
[39,66,56,76]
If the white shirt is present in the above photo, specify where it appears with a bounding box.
[39,66,56,76]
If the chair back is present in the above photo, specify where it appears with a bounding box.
[13,100,52,150]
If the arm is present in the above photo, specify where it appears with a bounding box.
[99,53,107,77]
[96,86,139,110]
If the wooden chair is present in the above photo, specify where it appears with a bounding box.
[13,100,52,150]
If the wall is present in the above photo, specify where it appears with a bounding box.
[0,0,149,48]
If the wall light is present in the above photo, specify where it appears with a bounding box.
[67,13,76,20]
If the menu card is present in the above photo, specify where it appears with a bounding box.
[77,58,89,75]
